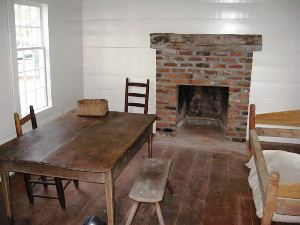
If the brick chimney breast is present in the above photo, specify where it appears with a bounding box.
[151,33,262,141]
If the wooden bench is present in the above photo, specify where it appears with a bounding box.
[125,158,172,225]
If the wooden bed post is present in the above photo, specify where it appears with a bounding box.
[249,104,256,155]
[261,172,279,225]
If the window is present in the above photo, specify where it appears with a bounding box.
[13,1,51,116]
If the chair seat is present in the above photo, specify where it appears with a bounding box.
[129,158,172,203]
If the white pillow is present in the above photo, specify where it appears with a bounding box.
[246,150,300,223]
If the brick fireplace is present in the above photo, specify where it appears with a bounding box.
[150,33,262,141]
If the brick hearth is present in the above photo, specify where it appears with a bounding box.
[150,33,262,141]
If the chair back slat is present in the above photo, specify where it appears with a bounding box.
[125,78,150,114]
[128,82,147,87]
[128,103,146,108]
[128,93,146,98]
[20,114,31,125]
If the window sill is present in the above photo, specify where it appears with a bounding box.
[35,105,53,115]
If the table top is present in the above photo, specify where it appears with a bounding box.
[0,111,156,173]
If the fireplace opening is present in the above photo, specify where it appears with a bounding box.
[177,85,229,131]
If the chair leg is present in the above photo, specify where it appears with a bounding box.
[125,201,140,225]
[155,202,165,225]
[55,177,66,209]
[23,174,34,205]
[41,176,48,189]
[73,180,79,189]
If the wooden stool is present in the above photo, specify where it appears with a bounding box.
[125,158,172,225]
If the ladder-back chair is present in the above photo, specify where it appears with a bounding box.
[14,105,79,209]
[125,78,150,114]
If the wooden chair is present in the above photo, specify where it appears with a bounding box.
[125,158,172,225]
[125,78,150,114]
[14,105,79,209]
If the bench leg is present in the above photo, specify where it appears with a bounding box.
[125,201,140,225]
[166,179,175,196]
[73,180,79,189]
[155,202,165,225]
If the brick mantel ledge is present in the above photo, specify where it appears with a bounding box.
[150,33,262,52]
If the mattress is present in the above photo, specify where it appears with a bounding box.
[246,150,300,223]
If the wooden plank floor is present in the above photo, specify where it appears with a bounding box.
[0,125,297,225]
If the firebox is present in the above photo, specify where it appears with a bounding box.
[177,85,229,131]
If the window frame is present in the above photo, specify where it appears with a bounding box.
[9,0,52,117]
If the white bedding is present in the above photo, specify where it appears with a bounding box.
[246,150,300,223]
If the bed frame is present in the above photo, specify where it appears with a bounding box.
[248,104,300,225]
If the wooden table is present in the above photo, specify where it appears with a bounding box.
[0,111,156,225]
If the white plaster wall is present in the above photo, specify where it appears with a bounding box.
[0,0,83,143]
[82,0,300,115]
[0,0,16,143]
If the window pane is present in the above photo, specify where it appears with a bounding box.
[25,71,35,92]
[18,73,26,94]
[15,4,42,48]
[23,50,34,71]
[26,90,35,107]
[33,49,44,69]
[37,87,47,109]
[19,5,30,26]
[17,51,24,73]
[14,4,20,26]
[29,6,40,27]
[19,92,27,116]
[32,28,42,46]
[17,27,25,48]
[17,5,40,27]
[36,69,46,88]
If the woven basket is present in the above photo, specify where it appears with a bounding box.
[77,99,108,116]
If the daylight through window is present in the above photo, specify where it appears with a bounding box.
[14,2,51,116]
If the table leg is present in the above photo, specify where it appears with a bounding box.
[1,170,13,225]
[147,125,153,158]
[105,171,114,225]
